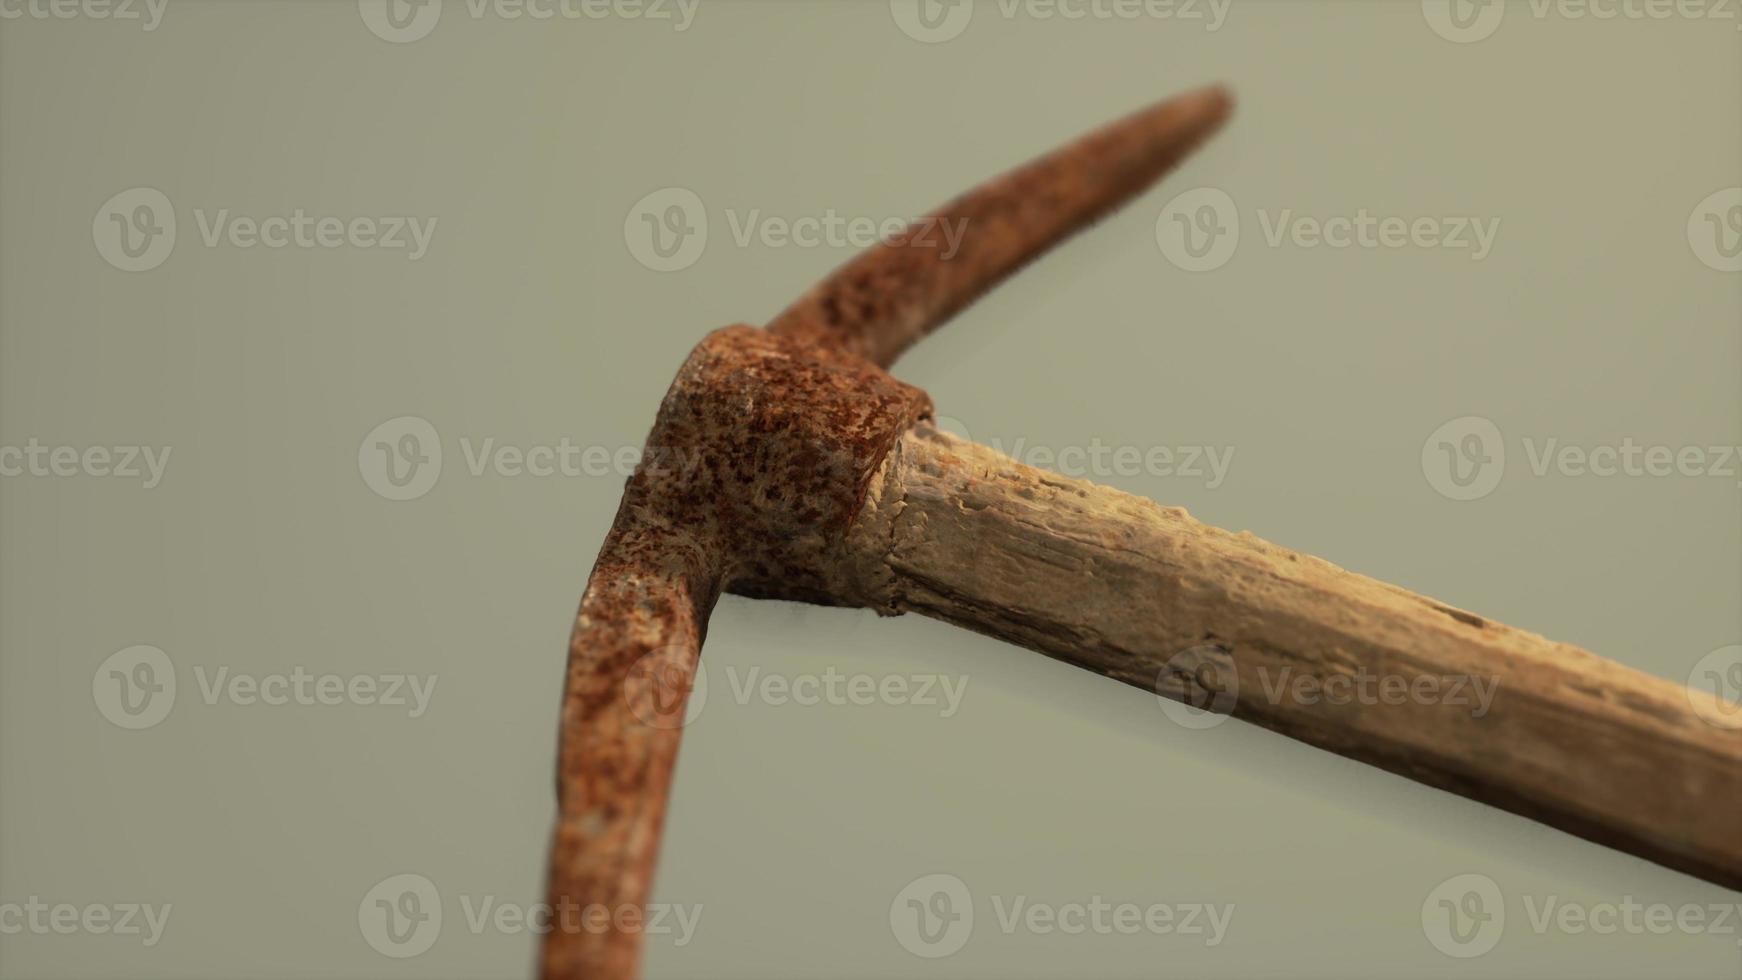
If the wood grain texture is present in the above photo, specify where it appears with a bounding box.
[846,424,1742,888]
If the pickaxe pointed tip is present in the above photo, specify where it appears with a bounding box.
[768,83,1236,369]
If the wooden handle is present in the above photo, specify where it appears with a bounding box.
[846,424,1742,888]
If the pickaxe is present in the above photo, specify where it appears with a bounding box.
[543,86,1742,979]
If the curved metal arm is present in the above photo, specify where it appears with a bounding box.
[769,85,1231,368]
[543,523,719,980]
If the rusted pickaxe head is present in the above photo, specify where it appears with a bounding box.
[544,85,1232,980]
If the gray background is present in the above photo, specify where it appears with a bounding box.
[2,1,1739,977]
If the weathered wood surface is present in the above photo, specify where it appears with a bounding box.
[845,424,1742,888]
